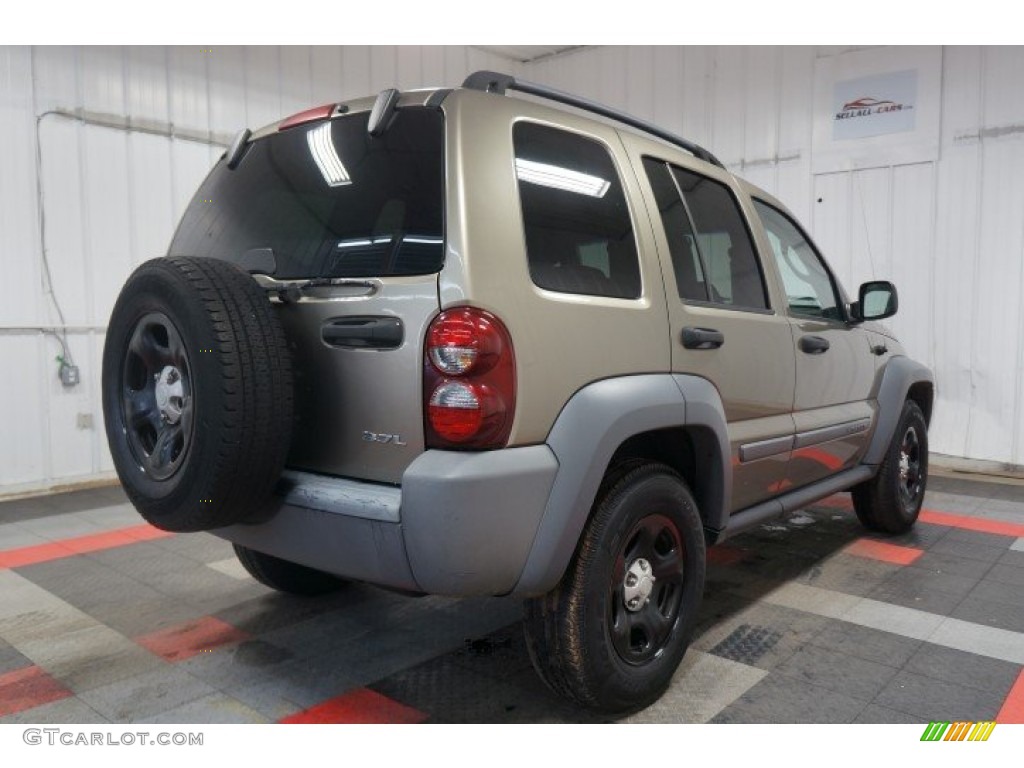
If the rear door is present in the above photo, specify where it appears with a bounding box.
[169,106,446,484]
[751,199,876,489]
[634,150,796,512]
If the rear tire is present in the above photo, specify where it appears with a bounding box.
[233,545,346,596]
[102,256,293,532]
[853,400,928,534]
[523,462,706,713]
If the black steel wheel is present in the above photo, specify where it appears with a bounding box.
[608,513,685,665]
[898,424,924,510]
[523,462,706,713]
[102,256,293,532]
[853,399,929,534]
[121,312,195,482]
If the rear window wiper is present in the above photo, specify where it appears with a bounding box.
[251,273,374,303]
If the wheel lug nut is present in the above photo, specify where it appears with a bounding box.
[626,574,637,587]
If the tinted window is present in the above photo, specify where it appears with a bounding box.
[170,108,444,279]
[642,158,708,302]
[671,167,769,310]
[513,122,641,299]
[754,200,842,320]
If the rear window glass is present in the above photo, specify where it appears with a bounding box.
[169,108,445,279]
[513,122,641,300]
[670,167,769,311]
[642,158,707,302]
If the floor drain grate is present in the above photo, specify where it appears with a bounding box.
[710,623,782,665]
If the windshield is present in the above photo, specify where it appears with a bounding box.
[169,107,445,279]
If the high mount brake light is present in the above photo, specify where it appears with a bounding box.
[278,104,337,131]
[424,308,515,449]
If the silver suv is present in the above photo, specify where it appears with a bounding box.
[102,71,934,713]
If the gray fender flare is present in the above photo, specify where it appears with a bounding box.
[863,356,935,466]
[511,374,730,596]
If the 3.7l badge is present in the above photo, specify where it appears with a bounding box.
[362,431,407,446]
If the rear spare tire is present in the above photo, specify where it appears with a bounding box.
[102,256,293,532]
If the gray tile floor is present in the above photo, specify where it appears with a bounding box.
[1,471,1022,724]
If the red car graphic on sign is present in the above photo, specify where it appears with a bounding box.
[842,97,896,111]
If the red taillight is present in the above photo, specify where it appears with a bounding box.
[278,104,337,131]
[424,308,515,449]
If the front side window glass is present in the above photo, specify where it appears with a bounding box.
[754,200,843,320]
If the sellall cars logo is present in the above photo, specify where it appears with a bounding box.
[920,721,996,742]
[835,96,913,121]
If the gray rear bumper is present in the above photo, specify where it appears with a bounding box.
[212,445,559,596]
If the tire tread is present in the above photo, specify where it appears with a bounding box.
[104,256,293,532]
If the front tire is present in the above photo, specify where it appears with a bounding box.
[853,399,928,534]
[523,462,706,713]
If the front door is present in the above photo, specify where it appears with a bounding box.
[752,200,877,490]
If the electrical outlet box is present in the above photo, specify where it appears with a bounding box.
[60,364,80,387]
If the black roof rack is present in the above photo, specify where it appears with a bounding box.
[462,70,725,170]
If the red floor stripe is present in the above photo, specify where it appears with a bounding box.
[0,666,73,717]
[919,509,1024,539]
[0,524,173,570]
[998,669,1024,724]
[280,688,427,724]
[135,616,250,662]
[810,498,1024,538]
[845,538,924,565]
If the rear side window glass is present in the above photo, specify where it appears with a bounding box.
[642,158,708,302]
[513,122,641,300]
[670,167,769,311]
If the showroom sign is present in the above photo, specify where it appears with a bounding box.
[832,70,917,140]
[812,47,940,173]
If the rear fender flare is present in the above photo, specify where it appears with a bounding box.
[512,374,730,595]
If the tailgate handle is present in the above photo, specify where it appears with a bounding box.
[322,317,403,349]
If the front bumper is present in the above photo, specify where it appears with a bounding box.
[212,445,559,596]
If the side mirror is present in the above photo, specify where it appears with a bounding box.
[852,280,898,322]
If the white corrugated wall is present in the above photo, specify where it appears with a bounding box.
[0,45,521,495]
[527,45,1024,469]
[1,45,1023,494]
